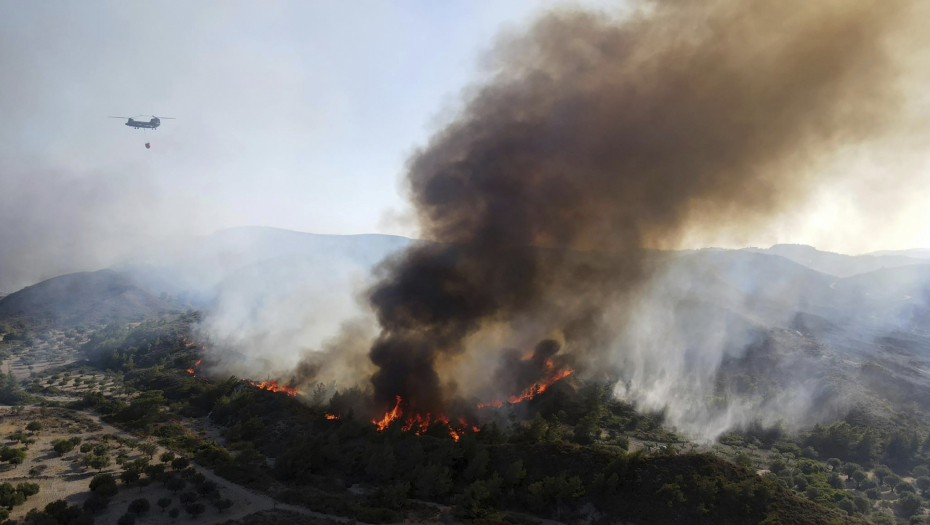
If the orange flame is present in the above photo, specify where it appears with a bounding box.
[324,413,339,420]
[477,368,574,408]
[246,379,298,396]
[371,396,474,441]
[372,396,403,431]
[186,359,202,375]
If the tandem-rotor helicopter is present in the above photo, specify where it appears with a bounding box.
[108,115,175,148]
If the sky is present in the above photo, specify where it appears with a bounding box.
[1,0,929,291]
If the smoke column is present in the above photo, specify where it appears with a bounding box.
[366,0,910,415]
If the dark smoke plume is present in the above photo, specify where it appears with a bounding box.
[367,0,909,414]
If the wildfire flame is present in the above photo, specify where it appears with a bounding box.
[246,379,298,396]
[186,361,297,396]
[325,413,339,420]
[371,396,475,441]
[186,359,202,375]
[477,368,574,409]
[372,396,403,431]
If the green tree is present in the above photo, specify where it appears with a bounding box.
[128,498,150,515]
[859,478,878,491]
[171,457,190,471]
[572,415,599,445]
[16,482,39,496]
[837,498,855,516]
[841,462,862,480]
[365,444,395,482]
[528,414,548,443]
[0,446,26,466]
[41,499,83,523]
[852,470,866,488]
[184,503,205,518]
[137,443,157,459]
[117,513,135,525]
[25,421,42,434]
[826,458,842,471]
[504,460,526,488]
[885,473,901,490]
[873,465,892,485]
[526,475,585,519]
[769,459,787,474]
[157,496,172,512]
[89,473,118,498]
[166,477,186,493]
[414,463,452,499]
[120,469,140,487]
[463,446,489,482]
[915,476,930,493]
[212,498,233,513]
[805,485,819,500]
[546,415,563,442]
[896,493,922,518]
[734,452,753,469]
[90,453,111,472]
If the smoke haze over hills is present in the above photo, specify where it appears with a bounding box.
[3,0,930,443]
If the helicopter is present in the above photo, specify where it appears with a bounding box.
[108,115,175,129]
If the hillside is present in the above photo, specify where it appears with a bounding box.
[744,244,925,278]
[115,226,412,302]
[0,269,176,325]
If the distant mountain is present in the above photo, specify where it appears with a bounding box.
[866,248,930,259]
[667,249,930,331]
[115,226,412,301]
[743,243,926,278]
[0,269,176,325]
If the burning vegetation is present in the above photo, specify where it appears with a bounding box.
[370,395,479,441]
[273,0,915,432]
[185,358,298,396]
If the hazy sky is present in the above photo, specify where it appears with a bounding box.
[2,0,929,291]
[3,1,597,234]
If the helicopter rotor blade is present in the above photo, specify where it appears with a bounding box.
[108,116,132,119]
[152,116,176,119]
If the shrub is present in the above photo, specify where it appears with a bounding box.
[16,482,39,496]
[166,477,186,493]
[82,495,110,514]
[916,476,930,493]
[117,513,135,525]
[896,493,922,518]
[89,474,118,498]
[46,437,69,456]
[128,498,150,515]
[185,502,205,518]
[212,498,233,513]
